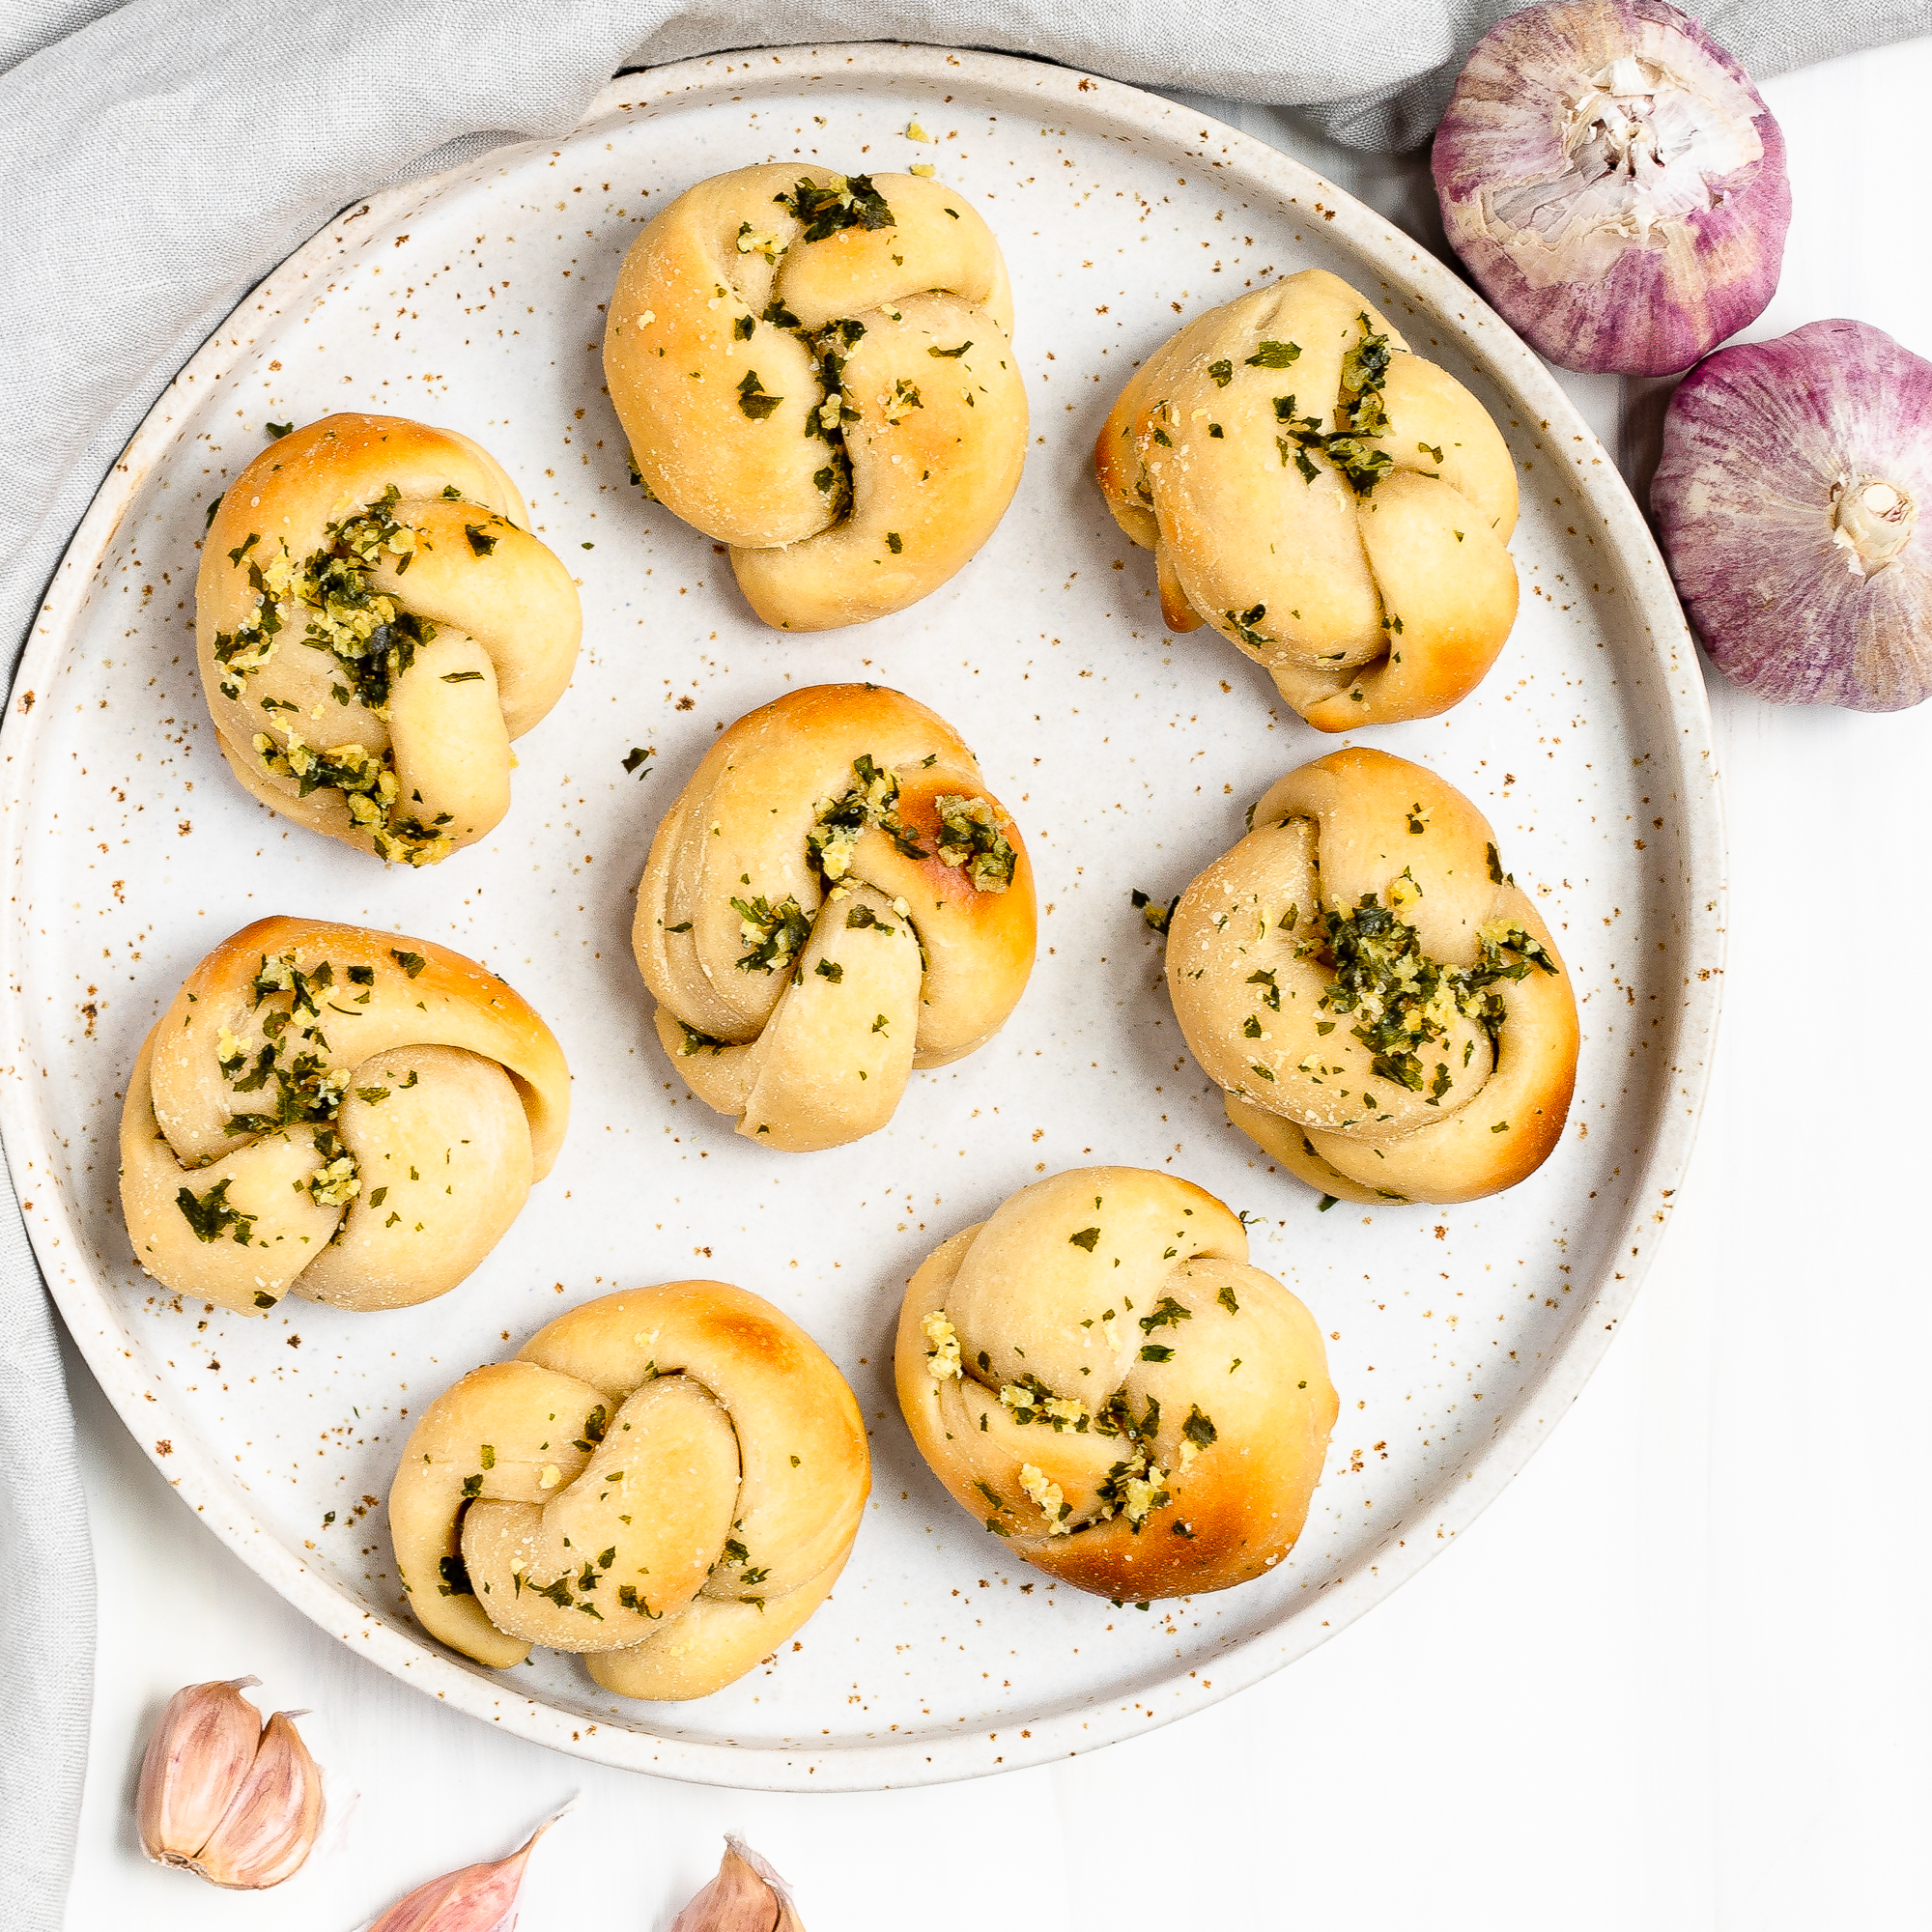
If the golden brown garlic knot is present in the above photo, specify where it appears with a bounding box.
[198,414,580,864]
[1165,748,1578,1206]
[1095,270,1519,727]
[895,1167,1337,1600]
[119,916,569,1315]
[391,1283,868,1702]
[635,684,1035,1151]
[606,166,1027,630]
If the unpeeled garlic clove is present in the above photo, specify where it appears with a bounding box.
[368,1818,554,1932]
[193,1710,326,1887]
[137,1678,325,1889]
[671,1837,807,1932]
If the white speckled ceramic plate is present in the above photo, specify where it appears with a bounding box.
[1,45,1722,1789]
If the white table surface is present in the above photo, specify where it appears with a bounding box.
[59,38,1932,1930]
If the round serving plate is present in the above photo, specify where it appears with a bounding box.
[0,43,1722,1790]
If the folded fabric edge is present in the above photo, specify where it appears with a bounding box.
[0,1152,95,1932]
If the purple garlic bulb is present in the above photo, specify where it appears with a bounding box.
[1432,0,1789,376]
[1651,320,1932,712]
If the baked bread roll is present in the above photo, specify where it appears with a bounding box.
[1094,269,1519,727]
[605,166,1027,630]
[895,1168,1337,1599]
[1166,748,1578,1205]
[197,414,580,864]
[390,1282,868,1702]
[635,684,1035,1151]
[120,916,569,1315]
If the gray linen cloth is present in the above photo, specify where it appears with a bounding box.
[1,3,1921,1923]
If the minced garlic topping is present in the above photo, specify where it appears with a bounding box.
[304,1151,361,1208]
[1119,1464,1169,1527]
[999,1383,1089,1429]
[1019,1463,1070,1534]
[922,1309,962,1379]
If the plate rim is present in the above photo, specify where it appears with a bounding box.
[0,41,1726,1791]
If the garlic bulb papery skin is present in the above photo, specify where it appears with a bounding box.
[366,1819,554,1932]
[135,1677,324,1888]
[1432,0,1789,376]
[1651,319,1932,711]
[670,1838,807,1932]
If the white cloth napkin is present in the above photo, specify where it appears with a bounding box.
[2,4,1921,1925]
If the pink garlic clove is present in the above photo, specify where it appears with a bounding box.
[135,1677,326,1889]
[137,1677,267,1871]
[193,1710,326,1889]
[368,1817,555,1932]
[670,1837,807,1932]
[1432,0,1789,376]
[1651,319,1932,711]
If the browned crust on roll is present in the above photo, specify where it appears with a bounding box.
[1094,269,1519,728]
[120,915,570,1315]
[605,166,1026,631]
[634,683,1036,1151]
[197,413,580,863]
[390,1281,869,1701]
[895,1168,1337,1600]
[1166,747,1579,1207]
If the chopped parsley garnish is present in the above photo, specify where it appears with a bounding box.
[934,794,1016,893]
[1068,1226,1101,1252]
[1225,602,1269,649]
[1131,887,1179,934]
[736,370,781,420]
[622,746,652,776]
[464,524,497,555]
[176,1177,255,1245]
[1270,315,1397,497]
[776,172,895,242]
[1307,891,1559,1097]
[808,753,925,878]
[1246,340,1300,368]
[1207,358,1233,387]
[389,950,427,978]
[814,958,844,982]
[731,895,811,974]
